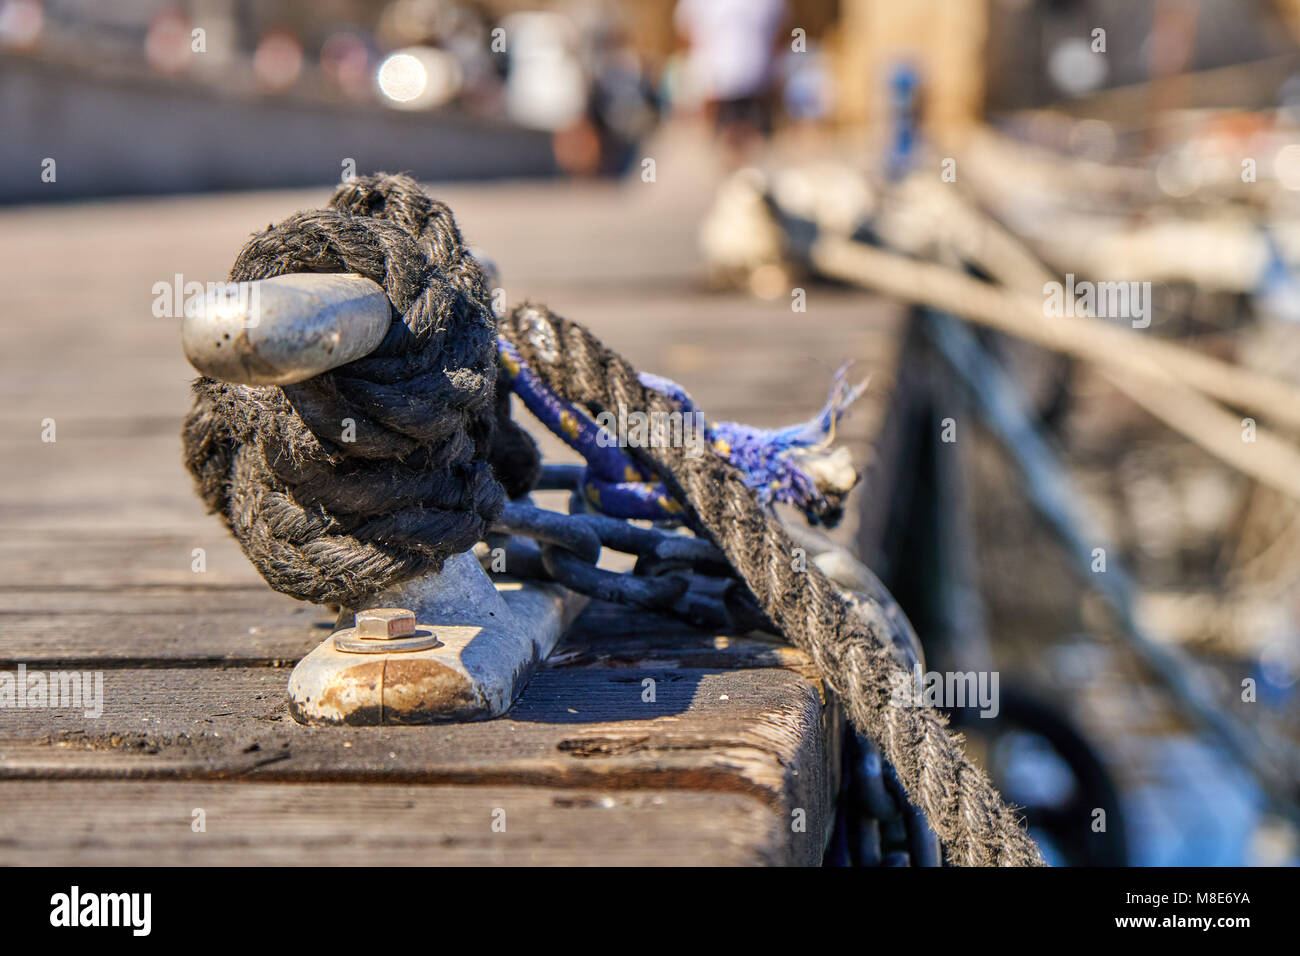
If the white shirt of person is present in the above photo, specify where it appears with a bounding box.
[675,0,788,102]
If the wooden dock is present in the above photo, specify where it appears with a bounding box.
[0,170,910,864]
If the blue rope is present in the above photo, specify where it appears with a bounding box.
[499,336,864,524]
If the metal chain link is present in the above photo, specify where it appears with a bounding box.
[844,733,943,866]
[489,494,772,633]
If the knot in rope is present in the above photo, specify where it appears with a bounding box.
[182,173,538,606]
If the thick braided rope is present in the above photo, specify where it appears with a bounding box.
[182,174,537,607]
[501,302,1046,866]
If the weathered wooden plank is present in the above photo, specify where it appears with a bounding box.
[0,658,838,852]
[0,529,325,665]
[0,435,206,532]
[0,531,263,589]
[0,781,802,865]
[1,587,306,615]
[0,611,325,668]
[0,563,811,669]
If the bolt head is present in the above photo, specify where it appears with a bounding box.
[354,608,417,640]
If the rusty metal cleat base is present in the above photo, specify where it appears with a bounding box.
[288,552,586,726]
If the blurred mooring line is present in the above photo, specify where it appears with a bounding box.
[927,309,1300,825]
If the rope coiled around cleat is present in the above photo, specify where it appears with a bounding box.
[182,174,538,607]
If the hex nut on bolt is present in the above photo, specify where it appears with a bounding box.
[355,608,417,639]
[334,607,440,654]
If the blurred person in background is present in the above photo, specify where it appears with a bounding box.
[504,4,658,178]
[673,0,788,162]
[573,5,660,176]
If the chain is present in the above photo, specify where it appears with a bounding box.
[488,474,771,633]
[494,468,930,676]
[833,733,943,866]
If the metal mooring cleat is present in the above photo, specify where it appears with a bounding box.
[183,274,586,726]
[183,273,391,386]
[289,553,583,725]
